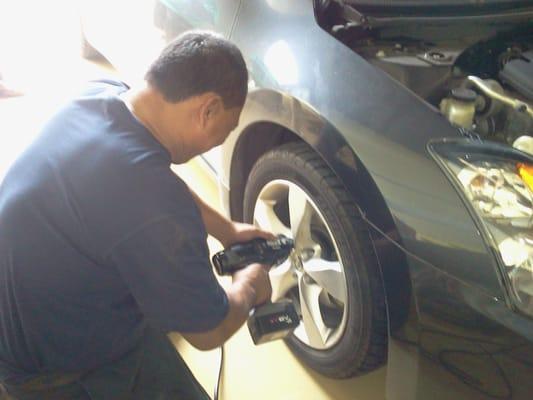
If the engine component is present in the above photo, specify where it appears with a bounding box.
[514,136,533,156]
[500,50,533,100]
[466,76,533,119]
[455,76,533,144]
[440,88,477,129]
[470,79,505,119]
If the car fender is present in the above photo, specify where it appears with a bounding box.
[222,87,414,338]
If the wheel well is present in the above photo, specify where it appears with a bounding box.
[230,120,412,341]
[229,122,301,221]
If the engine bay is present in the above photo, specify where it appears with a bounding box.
[316,1,533,154]
[437,34,532,148]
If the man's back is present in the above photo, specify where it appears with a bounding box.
[0,80,227,385]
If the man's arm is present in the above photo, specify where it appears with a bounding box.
[184,187,275,350]
[189,189,233,246]
[189,190,275,247]
[181,263,271,350]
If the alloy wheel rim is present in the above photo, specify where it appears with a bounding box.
[253,179,348,349]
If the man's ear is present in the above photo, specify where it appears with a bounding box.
[200,94,223,128]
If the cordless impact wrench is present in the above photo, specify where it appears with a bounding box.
[212,235,299,344]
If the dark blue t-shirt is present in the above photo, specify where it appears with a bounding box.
[0,80,228,384]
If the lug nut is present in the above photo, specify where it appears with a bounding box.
[300,248,315,261]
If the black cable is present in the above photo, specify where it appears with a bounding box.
[213,345,224,400]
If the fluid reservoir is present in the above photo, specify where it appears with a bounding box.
[440,88,477,129]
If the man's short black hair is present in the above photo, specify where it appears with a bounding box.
[145,31,248,108]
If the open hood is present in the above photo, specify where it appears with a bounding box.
[332,0,533,28]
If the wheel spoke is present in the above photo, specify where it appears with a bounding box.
[303,259,346,303]
[288,185,315,249]
[298,274,330,349]
[254,178,350,350]
[270,259,297,302]
[254,198,291,237]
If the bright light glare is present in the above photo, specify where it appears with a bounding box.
[0,0,84,93]
[0,0,115,180]
[264,40,299,86]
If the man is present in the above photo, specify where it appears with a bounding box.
[0,31,273,399]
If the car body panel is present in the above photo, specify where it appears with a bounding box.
[226,0,505,295]
[224,1,533,398]
[386,252,533,400]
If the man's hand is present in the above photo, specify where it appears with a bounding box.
[232,263,272,306]
[222,222,276,249]
[182,262,272,350]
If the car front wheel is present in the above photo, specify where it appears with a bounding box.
[243,142,388,378]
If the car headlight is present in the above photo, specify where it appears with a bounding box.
[430,139,533,316]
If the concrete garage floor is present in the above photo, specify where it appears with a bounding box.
[0,1,386,399]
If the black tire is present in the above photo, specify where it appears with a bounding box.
[243,142,387,378]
